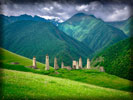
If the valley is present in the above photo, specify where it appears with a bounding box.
[0,10,132,100]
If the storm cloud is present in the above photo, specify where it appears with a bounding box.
[0,0,132,22]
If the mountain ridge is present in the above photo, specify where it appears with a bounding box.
[58,13,127,52]
[2,20,93,67]
[0,14,59,26]
[106,16,133,36]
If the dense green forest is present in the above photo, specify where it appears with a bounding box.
[58,13,127,51]
[2,20,92,67]
[91,38,132,80]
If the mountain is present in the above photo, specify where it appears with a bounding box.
[91,38,132,80]
[0,14,59,26]
[58,13,127,52]
[2,20,92,67]
[107,16,133,36]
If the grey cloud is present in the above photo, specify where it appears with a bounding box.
[0,1,132,22]
[0,0,133,5]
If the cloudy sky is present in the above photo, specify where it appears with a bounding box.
[0,0,132,22]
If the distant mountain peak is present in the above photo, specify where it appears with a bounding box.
[58,12,127,52]
[19,14,32,17]
[73,13,87,17]
[72,13,97,19]
[88,15,96,18]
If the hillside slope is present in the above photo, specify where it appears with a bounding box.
[58,13,127,51]
[0,48,132,92]
[2,20,92,67]
[91,38,132,80]
[0,48,47,69]
[0,68,132,100]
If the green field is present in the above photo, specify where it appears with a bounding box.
[0,48,46,69]
[0,69,132,100]
[0,48,132,92]
[0,48,133,99]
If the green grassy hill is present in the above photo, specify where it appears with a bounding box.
[2,20,92,67]
[0,68,132,100]
[0,48,132,92]
[91,38,132,80]
[0,48,45,69]
[58,13,127,51]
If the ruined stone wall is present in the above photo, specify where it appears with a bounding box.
[72,60,77,69]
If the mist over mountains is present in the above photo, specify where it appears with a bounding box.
[0,14,59,26]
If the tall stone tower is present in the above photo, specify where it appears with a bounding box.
[33,56,37,69]
[45,54,49,70]
[87,58,91,69]
[79,57,82,69]
[72,60,77,69]
[76,61,79,69]
[99,67,105,72]
[61,62,64,68]
[54,57,59,70]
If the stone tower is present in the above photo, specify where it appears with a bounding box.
[79,57,82,69]
[87,58,91,69]
[61,62,64,68]
[54,57,59,70]
[45,54,49,70]
[72,60,77,69]
[76,61,79,69]
[99,67,105,72]
[33,56,37,69]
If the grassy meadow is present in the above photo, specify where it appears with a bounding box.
[0,48,47,69]
[0,69,132,100]
[0,48,133,92]
[0,48,133,99]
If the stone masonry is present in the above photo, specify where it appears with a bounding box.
[33,56,37,69]
[61,62,64,68]
[72,60,77,69]
[45,54,49,70]
[79,57,82,69]
[76,61,79,69]
[54,57,59,70]
[87,58,91,69]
